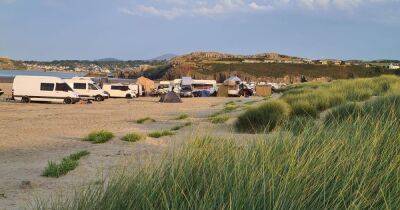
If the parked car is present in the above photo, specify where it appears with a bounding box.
[102,84,136,98]
[65,77,109,101]
[0,89,4,96]
[12,75,80,104]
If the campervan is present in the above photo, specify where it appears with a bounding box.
[12,75,80,104]
[65,77,109,101]
[102,84,136,98]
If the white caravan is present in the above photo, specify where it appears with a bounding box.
[65,77,109,101]
[12,75,80,104]
[103,84,136,98]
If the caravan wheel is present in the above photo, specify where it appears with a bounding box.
[64,98,73,104]
[21,96,30,103]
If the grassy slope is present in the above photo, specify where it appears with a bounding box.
[39,76,400,209]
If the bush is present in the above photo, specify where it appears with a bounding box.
[136,117,156,124]
[148,130,174,138]
[84,130,114,144]
[42,150,89,178]
[122,133,143,142]
[236,100,291,133]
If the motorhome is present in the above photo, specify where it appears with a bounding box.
[12,75,80,104]
[65,77,109,101]
[102,83,136,98]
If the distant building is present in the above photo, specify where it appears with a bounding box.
[389,63,400,70]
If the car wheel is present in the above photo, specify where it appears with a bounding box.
[95,95,103,102]
[64,98,73,104]
[126,94,132,99]
[21,96,30,103]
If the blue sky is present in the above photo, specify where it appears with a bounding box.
[0,0,399,61]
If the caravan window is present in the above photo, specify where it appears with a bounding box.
[56,83,73,92]
[74,83,86,90]
[89,84,98,90]
[40,83,54,91]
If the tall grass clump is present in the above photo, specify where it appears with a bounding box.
[175,113,189,120]
[40,96,400,208]
[84,130,114,144]
[42,150,89,178]
[148,130,174,138]
[210,115,230,124]
[236,100,291,133]
[121,132,144,142]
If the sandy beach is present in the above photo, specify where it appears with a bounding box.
[0,82,264,209]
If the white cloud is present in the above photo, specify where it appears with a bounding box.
[248,2,273,10]
[120,0,400,19]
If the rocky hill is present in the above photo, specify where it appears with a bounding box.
[162,52,398,83]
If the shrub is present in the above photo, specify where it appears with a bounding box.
[148,130,174,138]
[136,117,156,124]
[42,150,89,178]
[236,100,291,133]
[175,113,189,120]
[84,130,114,144]
[210,115,230,124]
[122,133,143,142]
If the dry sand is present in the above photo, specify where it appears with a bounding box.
[0,83,265,209]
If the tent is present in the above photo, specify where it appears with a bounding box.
[137,76,155,96]
[159,91,182,103]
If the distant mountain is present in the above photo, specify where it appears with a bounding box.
[150,54,178,61]
[96,58,121,62]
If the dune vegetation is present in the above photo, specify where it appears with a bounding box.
[121,132,144,142]
[42,150,89,178]
[84,130,114,144]
[39,75,400,209]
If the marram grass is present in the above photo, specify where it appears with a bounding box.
[42,150,89,178]
[39,100,400,208]
[84,130,114,144]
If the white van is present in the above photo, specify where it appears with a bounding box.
[12,76,80,104]
[128,84,142,97]
[102,84,136,98]
[65,77,109,101]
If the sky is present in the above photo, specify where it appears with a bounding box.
[0,0,399,61]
